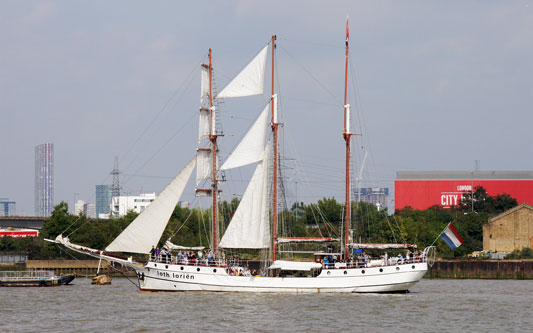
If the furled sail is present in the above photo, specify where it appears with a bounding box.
[349,243,416,250]
[105,158,196,254]
[219,144,270,249]
[220,104,268,170]
[215,44,268,99]
[165,240,205,251]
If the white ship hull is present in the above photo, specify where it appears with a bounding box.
[135,262,428,293]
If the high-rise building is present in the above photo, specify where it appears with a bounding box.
[85,203,96,219]
[74,200,86,216]
[354,187,389,209]
[34,143,54,217]
[0,198,16,216]
[95,185,112,217]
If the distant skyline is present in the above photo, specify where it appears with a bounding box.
[1,1,532,214]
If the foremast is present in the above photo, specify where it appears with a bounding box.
[198,49,219,255]
[270,35,279,261]
[208,49,219,256]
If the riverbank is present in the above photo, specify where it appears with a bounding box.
[0,260,136,277]
[427,259,533,279]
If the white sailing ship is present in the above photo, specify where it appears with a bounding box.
[51,22,434,293]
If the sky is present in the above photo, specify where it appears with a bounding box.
[1,1,532,215]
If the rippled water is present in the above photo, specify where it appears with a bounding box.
[2,278,532,332]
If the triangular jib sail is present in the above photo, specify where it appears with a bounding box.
[221,104,269,170]
[219,144,271,249]
[105,158,196,254]
[215,44,268,99]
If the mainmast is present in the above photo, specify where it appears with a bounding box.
[343,19,351,261]
[271,35,279,261]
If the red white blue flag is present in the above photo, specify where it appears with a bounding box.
[440,223,464,250]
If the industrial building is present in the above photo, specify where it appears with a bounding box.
[395,171,533,210]
[483,203,533,253]
[110,192,156,217]
[34,143,54,216]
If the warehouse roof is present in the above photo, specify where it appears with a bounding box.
[396,171,533,180]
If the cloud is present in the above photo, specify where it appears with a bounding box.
[150,34,175,53]
[26,2,58,24]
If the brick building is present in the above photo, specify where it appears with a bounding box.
[483,203,533,253]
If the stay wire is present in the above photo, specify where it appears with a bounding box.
[278,44,340,102]
[120,54,206,170]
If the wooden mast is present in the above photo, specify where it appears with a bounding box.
[271,35,278,261]
[343,19,351,261]
[208,48,219,255]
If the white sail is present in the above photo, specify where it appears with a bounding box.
[105,158,196,254]
[198,108,210,143]
[215,44,268,99]
[196,149,212,185]
[200,65,210,104]
[219,144,270,249]
[221,104,268,170]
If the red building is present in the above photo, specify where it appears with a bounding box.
[0,228,39,238]
[395,171,533,210]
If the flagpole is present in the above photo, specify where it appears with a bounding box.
[430,222,451,247]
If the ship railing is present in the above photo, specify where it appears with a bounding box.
[150,254,224,267]
[0,270,55,280]
[340,255,428,269]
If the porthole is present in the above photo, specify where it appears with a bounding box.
[197,268,201,272]
[344,271,347,275]
[180,266,184,271]
[396,267,400,271]
[213,269,217,273]
[327,271,331,275]
[154,264,157,267]
[361,270,365,274]
[412,265,415,269]
[379,268,383,273]
[165,265,168,269]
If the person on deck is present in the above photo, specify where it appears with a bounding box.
[160,248,167,263]
[150,246,156,261]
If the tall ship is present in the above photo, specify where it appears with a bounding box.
[51,21,434,293]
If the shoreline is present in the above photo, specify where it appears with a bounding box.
[427,259,533,279]
[4,259,533,279]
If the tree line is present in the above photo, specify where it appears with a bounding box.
[0,186,519,259]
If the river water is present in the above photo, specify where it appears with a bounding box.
[2,278,532,332]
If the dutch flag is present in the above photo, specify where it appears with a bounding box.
[440,223,464,250]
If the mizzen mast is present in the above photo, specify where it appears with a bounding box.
[271,35,279,261]
[343,19,352,261]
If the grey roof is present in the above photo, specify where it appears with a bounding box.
[396,171,533,180]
